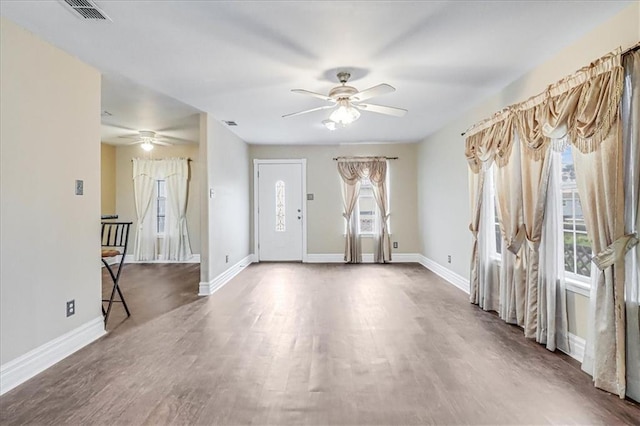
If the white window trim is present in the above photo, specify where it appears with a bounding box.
[565,274,591,297]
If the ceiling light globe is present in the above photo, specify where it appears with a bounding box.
[330,101,360,125]
[141,141,154,151]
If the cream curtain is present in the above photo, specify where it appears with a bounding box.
[622,49,640,402]
[337,161,362,263]
[337,158,391,263]
[465,49,629,395]
[132,158,157,261]
[132,158,193,263]
[494,133,526,326]
[162,158,193,261]
[369,160,391,263]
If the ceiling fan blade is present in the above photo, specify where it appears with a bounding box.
[158,134,195,144]
[118,134,140,140]
[125,140,142,145]
[356,103,407,117]
[291,89,333,102]
[282,105,335,118]
[154,141,173,147]
[350,84,395,102]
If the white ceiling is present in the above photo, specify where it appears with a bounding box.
[1,1,632,145]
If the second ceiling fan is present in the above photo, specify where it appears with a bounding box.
[283,72,407,127]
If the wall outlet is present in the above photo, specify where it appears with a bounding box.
[66,300,75,317]
[225,255,229,263]
[307,193,314,201]
[393,242,398,249]
[447,255,452,264]
[75,180,83,195]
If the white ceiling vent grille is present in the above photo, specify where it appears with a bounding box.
[62,0,110,20]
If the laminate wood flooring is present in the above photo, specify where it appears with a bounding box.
[1,263,639,425]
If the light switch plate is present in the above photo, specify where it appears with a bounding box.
[75,180,83,195]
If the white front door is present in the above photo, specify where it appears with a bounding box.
[257,162,303,261]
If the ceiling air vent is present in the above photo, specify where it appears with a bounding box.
[62,0,111,20]
[224,121,238,127]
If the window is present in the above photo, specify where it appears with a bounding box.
[156,180,166,234]
[494,202,502,255]
[357,178,376,235]
[488,166,502,256]
[561,147,591,279]
[275,180,285,232]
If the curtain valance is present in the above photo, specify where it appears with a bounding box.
[132,157,189,179]
[337,157,387,184]
[465,49,624,173]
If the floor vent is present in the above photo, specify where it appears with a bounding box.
[62,0,111,20]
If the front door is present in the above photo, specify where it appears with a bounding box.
[257,162,303,261]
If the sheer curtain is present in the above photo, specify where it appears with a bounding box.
[622,49,640,402]
[538,148,569,352]
[132,158,157,261]
[162,158,193,261]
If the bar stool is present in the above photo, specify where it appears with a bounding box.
[101,222,132,325]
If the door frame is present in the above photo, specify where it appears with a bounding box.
[253,159,307,262]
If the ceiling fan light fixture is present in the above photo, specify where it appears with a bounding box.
[322,119,336,131]
[329,100,360,125]
[140,140,154,151]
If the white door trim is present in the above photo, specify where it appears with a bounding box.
[253,159,307,262]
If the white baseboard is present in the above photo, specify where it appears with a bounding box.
[417,255,470,294]
[305,253,344,263]
[0,316,105,395]
[560,332,586,363]
[123,254,201,264]
[199,254,254,296]
[304,253,421,263]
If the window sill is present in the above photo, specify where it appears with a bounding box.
[565,278,590,297]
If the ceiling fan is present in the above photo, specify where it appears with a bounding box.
[283,72,407,128]
[117,130,172,151]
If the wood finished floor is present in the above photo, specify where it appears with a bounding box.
[1,263,639,425]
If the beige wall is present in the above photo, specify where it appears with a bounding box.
[0,18,102,364]
[416,3,639,337]
[114,143,201,255]
[249,143,420,255]
[200,115,251,283]
[101,143,116,215]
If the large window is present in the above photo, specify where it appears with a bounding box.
[156,180,166,235]
[561,148,591,280]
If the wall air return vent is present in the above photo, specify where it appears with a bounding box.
[224,121,238,126]
[62,0,111,21]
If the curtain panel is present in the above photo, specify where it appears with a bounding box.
[464,48,632,397]
[621,49,640,402]
[132,158,158,261]
[163,158,193,261]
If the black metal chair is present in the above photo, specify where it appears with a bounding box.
[101,222,132,325]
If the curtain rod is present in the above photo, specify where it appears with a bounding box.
[332,156,398,161]
[131,158,192,161]
[460,43,640,137]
